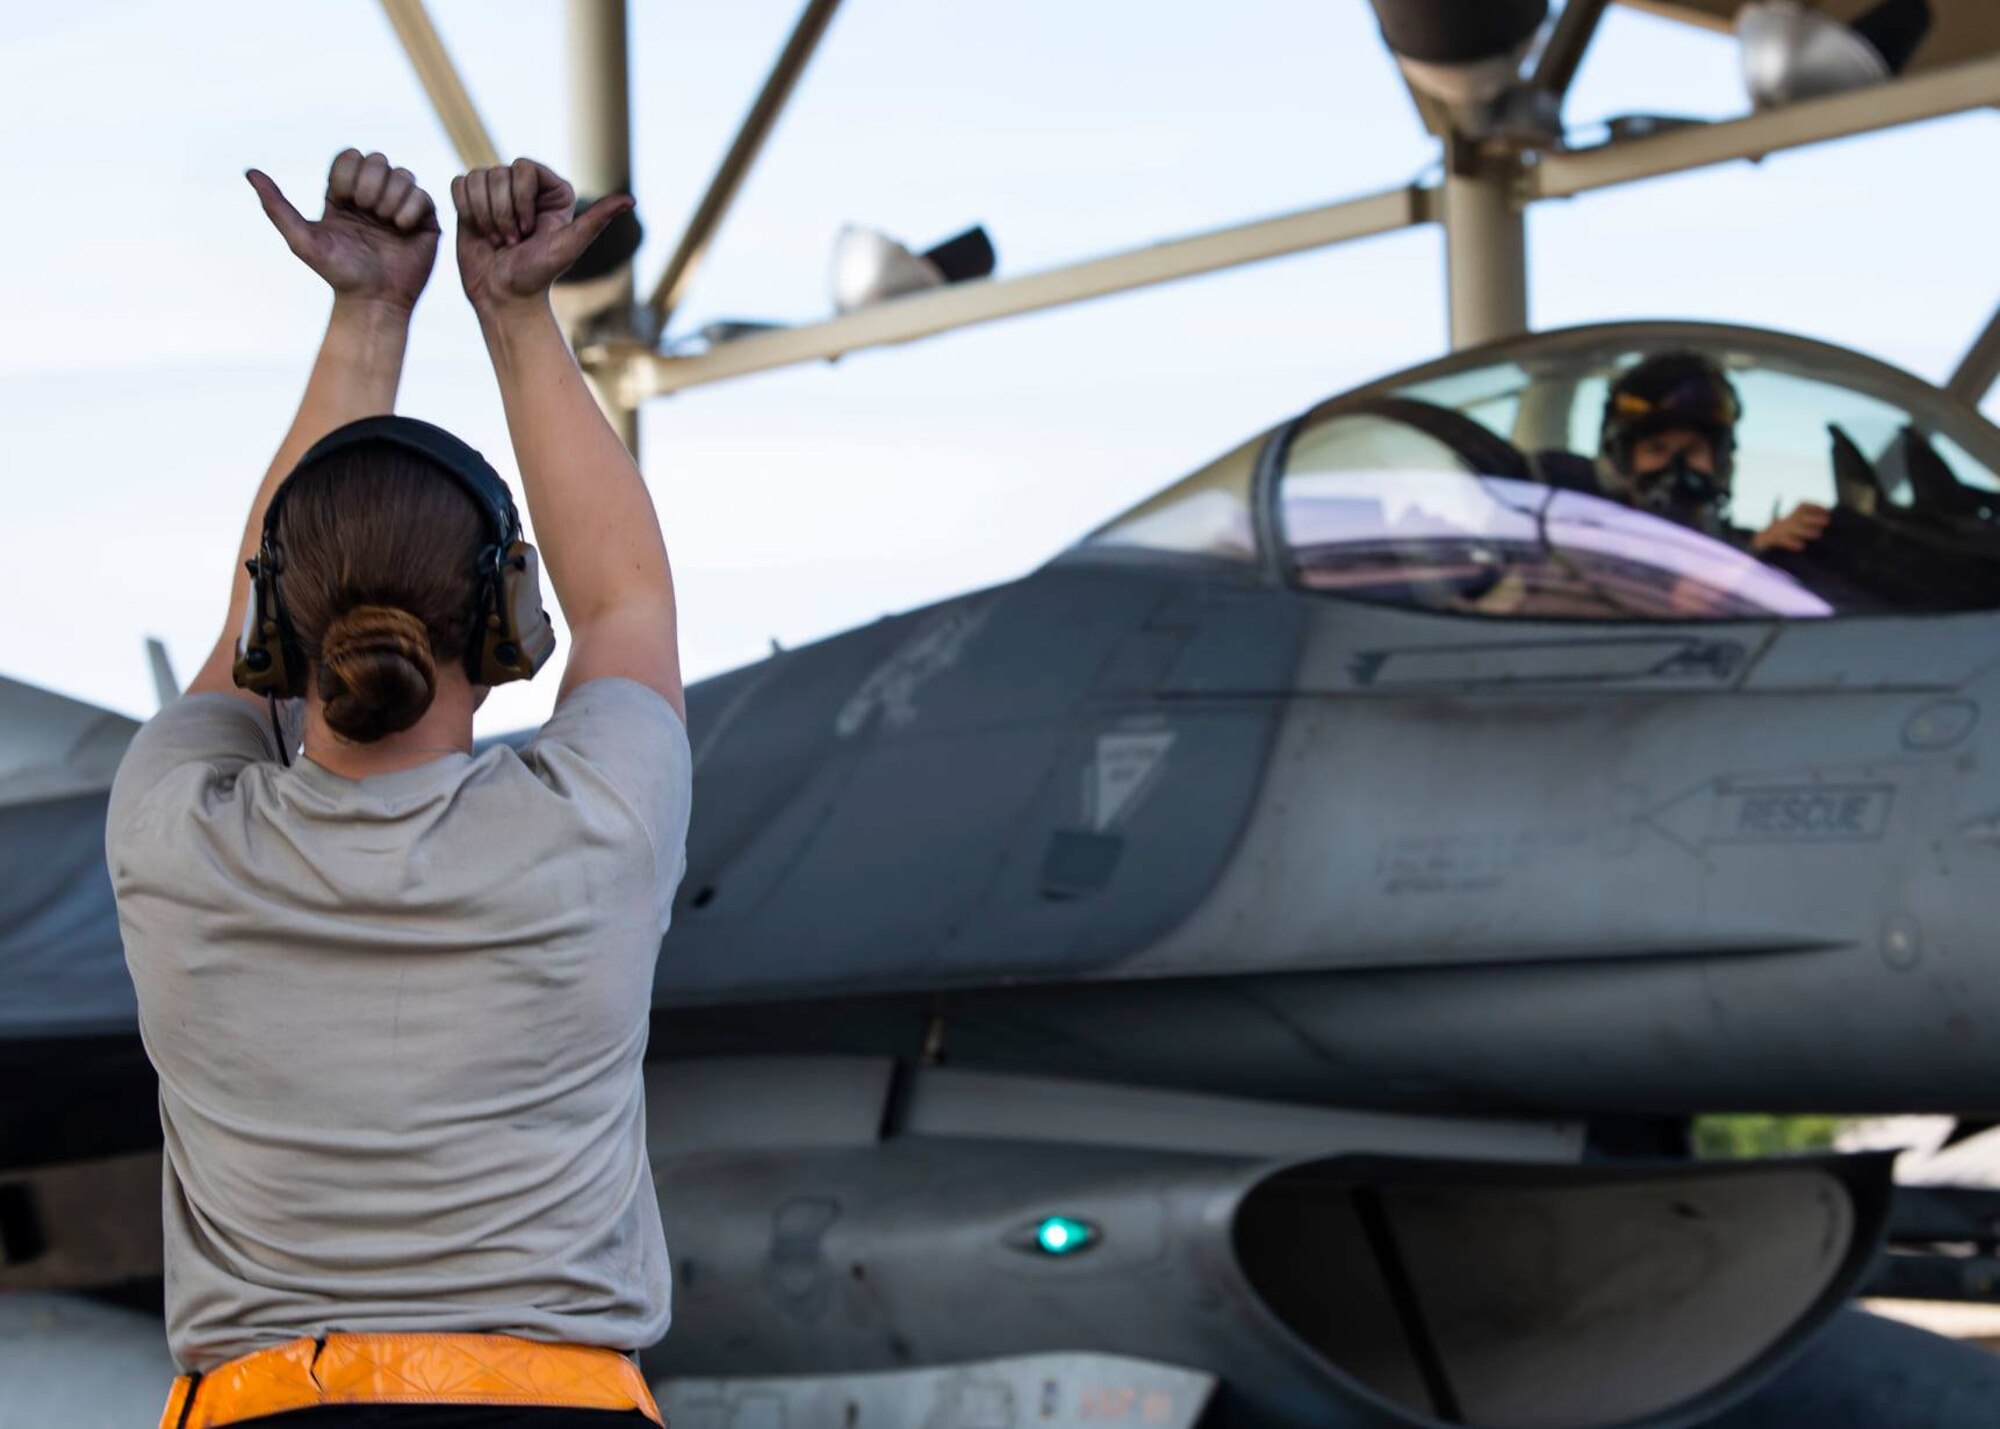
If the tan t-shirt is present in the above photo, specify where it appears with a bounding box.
[104,679,690,1372]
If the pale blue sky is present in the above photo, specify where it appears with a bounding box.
[5,2,1998,728]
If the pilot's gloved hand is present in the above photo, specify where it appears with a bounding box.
[1752,502,1831,554]
[451,158,632,317]
[246,150,440,316]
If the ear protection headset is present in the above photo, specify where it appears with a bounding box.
[233,415,556,698]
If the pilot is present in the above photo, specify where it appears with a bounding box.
[1597,351,1829,555]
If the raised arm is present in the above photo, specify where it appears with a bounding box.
[452,159,683,716]
[186,150,439,705]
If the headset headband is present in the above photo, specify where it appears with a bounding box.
[267,414,524,550]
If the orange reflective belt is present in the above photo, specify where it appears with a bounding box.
[158,1333,664,1429]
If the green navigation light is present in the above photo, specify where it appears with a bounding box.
[1034,1216,1095,1256]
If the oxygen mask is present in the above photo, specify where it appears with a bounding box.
[1630,453,1731,536]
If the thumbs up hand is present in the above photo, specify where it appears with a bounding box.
[452,158,633,316]
[247,149,440,314]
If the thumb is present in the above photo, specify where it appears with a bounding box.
[550,193,633,271]
[246,169,313,255]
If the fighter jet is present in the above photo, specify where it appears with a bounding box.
[16,314,2000,1426]
[13,2,2000,1427]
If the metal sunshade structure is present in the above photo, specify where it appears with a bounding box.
[376,0,2000,453]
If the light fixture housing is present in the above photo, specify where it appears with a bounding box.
[830,225,996,314]
[1738,0,1932,111]
[1366,0,1547,111]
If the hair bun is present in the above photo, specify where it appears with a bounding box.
[317,605,437,743]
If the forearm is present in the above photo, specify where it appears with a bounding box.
[190,297,412,693]
[247,295,411,550]
[477,300,674,626]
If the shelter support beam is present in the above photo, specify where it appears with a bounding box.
[647,0,846,327]
[567,0,632,201]
[608,186,1435,400]
[1618,0,1730,33]
[1531,0,1610,98]
[377,0,501,170]
[1443,151,1527,350]
[564,0,640,454]
[1948,300,2000,407]
[1531,52,2000,199]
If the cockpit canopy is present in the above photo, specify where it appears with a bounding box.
[1079,323,2000,620]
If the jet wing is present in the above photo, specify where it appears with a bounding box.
[0,674,138,808]
[0,675,139,1039]
[1621,0,2000,75]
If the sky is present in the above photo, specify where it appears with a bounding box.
[4,1,1999,731]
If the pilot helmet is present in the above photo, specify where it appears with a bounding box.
[1598,351,1743,533]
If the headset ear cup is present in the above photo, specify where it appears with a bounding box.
[233,553,302,697]
[473,542,557,686]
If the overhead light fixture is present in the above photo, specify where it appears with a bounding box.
[829,224,996,315]
[1738,0,1932,111]
[1365,0,1548,121]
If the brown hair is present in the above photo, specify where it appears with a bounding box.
[274,443,486,743]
